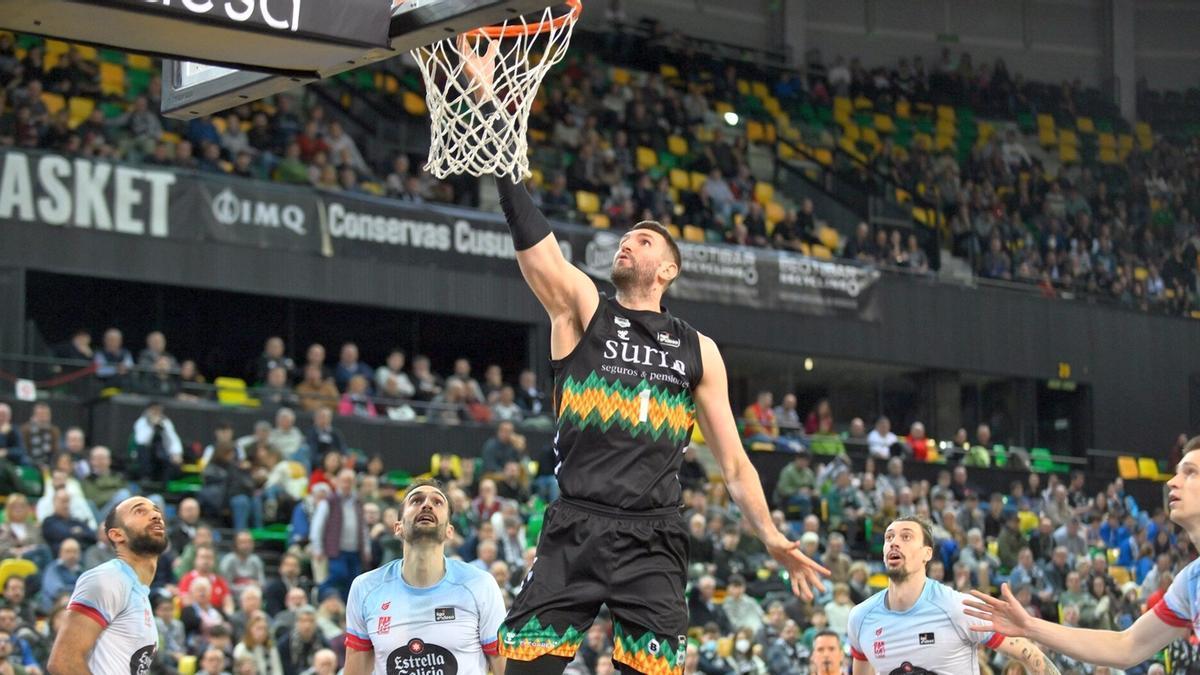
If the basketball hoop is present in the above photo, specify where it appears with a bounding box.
[411,0,582,182]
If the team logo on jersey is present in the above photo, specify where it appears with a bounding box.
[435,607,456,622]
[614,316,631,328]
[874,640,886,658]
[918,632,935,645]
[655,331,680,348]
[129,645,156,675]
[387,639,459,675]
[617,330,630,341]
[647,639,659,655]
[378,616,392,635]
[144,609,151,627]
[875,627,883,637]
[889,663,936,674]
[382,601,391,610]
[671,359,687,376]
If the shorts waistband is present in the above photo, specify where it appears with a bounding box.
[558,496,681,520]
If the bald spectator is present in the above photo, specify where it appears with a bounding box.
[256,336,296,385]
[39,537,82,613]
[687,575,731,633]
[309,468,370,601]
[81,445,132,522]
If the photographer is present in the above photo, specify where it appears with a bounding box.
[131,402,183,484]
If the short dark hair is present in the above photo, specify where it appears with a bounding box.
[631,220,682,278]
[889,516,935,549]
[727,574,746,587]
[1184,435,1200,454]
[104,506,122,535]
[405,477,452,515]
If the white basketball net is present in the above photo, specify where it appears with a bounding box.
[412,4,579,182]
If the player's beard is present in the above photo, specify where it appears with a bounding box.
[885,566,911,583]
[403,519,447,545]
[126,527,169,556]
[610,255,657,295]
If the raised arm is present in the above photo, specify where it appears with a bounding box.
[692,333,828,600]
[965,582,1189,669]
[459,35,599,352]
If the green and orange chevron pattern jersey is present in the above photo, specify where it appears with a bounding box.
[498,617,585,661]
[557,371,696,445]
[612,621,686,675]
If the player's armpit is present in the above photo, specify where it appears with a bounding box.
[342,647,375,675]
[47,610,102,675]
[995,637,1061,675]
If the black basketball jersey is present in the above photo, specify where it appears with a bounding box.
[551,294,704,511]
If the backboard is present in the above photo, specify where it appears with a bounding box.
[160,0,560,119]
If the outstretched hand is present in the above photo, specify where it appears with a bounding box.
[457,34,499,102]
[964,583,1034,637]
[765,535,830,601]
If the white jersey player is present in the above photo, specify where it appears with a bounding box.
[848,517,1058,675]
[344,479,506,675]
[49,496,168,675]
[965,437,1200,671]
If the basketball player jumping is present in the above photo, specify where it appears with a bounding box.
[964,436,1200,671]
[459,40,829,675]
[848,517,1058,675]
[48,496,168,675]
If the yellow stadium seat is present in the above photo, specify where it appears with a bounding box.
[636,146,657,171]
[178,655,197,675]
[753,181,774,204]
[1110,566,1131,586]
[214,376,259,408]
[669,168,690,191]
[575,191,600,215]
[936,104,955,122]
[811,244,832,259]
[0,559,38,592]
[683,225,706,242]
[689,171,707,192]
[1018,511,1040,534]
[40,92,65,115]
[763,96,781,115]
[736,79,750,96]
[1137,134,1153,151]
[1097,132,1116,150]
[746,120,765,143]
[1037,113,1055,130]
[44,39,69,58]
[832,96,852,116]
[99,62,125,96]
[841,124,860,142]
[765,201,785,226]
[1076,117,1095,134]
[751,81,769,99]
[127,53,153,71]
[873,114,896,134]
[1138,457,1162,480]
[665,224,682,239]
[67,96,94,128]
[935,117,956,136]
[529,128,548,143]
[1058,129,1079,147]
[1059,145,1079,164]
[934,134,955,152]
[853,95,872,110]
[1136,121,1151,137]
[611,67,630,86]
[72,44,97,61]
[868,573,889,590]
[1116,456,1138,479]
[529,168,544,188]
[817,226,840,251]
[895,99,911,118]
[402,91,427,116]
[590,213,611,229]
[667,135,688,157]
[659,63,680,80]
[814,148,833,166]
[777,142,796,160]
[977,121,995,141]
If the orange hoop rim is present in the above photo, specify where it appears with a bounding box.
[467,0,582,39]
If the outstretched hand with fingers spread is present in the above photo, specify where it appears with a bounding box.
[457,34,499,102]
[963,583,1035,637]
[766,536,830,602]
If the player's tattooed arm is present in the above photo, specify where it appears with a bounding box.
[996,636,1061,675]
